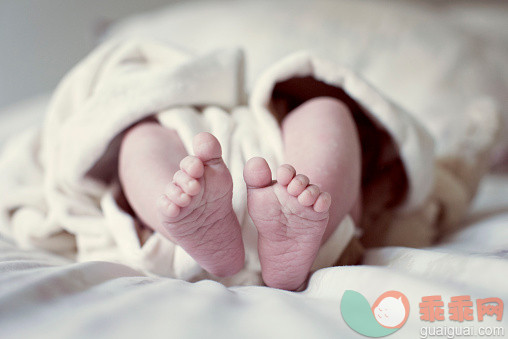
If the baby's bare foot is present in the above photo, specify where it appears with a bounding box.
[244,158,331,290]
[157,132,244,277]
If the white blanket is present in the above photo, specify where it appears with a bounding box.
[1,174,507,338]
[0,38,438,283]
[0,26,500,287]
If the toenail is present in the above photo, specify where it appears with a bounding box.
[306,185,319,195]
[179,193,190,204]
[295,177,306,185]
[170,182,179,192]
[204,158,222,166]
[158,195,169,207]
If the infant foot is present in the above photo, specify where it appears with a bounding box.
[244,158,331,290]
[157,132,244,277]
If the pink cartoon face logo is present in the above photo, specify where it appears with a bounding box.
[341,290,410,337]
[372,291,410,329]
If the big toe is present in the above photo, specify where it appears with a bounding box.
[193,132,222,163]
[244,157,273,188]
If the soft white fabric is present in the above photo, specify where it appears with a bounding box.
[106,0,508,159]
[0,20,500,282]
[0,36,427,282]
[2,40,391,284]
[1,173,507,339]
[101,0,507,250]
[0,35,441,284]
[0,0,503,287]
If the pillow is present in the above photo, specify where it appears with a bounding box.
[105,0,508,159]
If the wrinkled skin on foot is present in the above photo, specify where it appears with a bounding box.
[157,132,245,277]
[244,157,331,290]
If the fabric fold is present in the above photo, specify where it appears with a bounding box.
[0,39,498,285]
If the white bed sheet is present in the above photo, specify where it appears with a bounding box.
[0,99,507,339]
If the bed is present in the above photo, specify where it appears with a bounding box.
[1,1,507,338]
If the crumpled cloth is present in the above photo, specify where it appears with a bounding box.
[0,39,499,285]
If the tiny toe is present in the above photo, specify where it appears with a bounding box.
[193,132,222,163]
[244,157,273,188]
[276,164,296,186]
[287,174,310,196]
[297,184,320,207]
[165,183,192,207]
[173,170,201,196]
[177,193,192,207]
[157,195,181,218]
[165,182,182,199]
[180,156,204,179]
[313,192,332,213]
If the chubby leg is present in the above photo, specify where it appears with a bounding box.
[119,122,244,277]
[281,96,362,240]
[244,97,362,290]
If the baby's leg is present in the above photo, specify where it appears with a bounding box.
[244,97,361,290]
[119,122,244,277]
[281,97,362,239]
